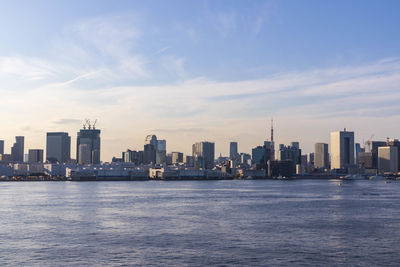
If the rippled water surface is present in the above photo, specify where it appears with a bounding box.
[0,179,399,266]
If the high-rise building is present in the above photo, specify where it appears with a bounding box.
[330,129,355,170]
[371,141,387,169]
[156,139,167,164]
[278,142,301,172]
[378,146,398,173]
[314,143,329,169]
[76,127,101,164]
[143,135,157,164]
[359,151,373,169]
[387,139,400,172]
[192,142,215,169]
[11,136,24,162]
[28,149,44,163]
[0,140,4,155]
[355,143,361,166]
[252,146,266,168]
[78,144,91,165]
[46,132,71,163]
[229,142,238,159]
[171,152,184,164]
[123,150,143,165]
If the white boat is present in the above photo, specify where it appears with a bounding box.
[342,174,364,180]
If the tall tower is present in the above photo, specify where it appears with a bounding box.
[270,119,275,161]
[76,120,101,164]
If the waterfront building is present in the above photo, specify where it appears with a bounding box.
[378,146,398,173]
[11,136,24,162]
[229,142,238,159]
[28,149,44,163]
[192,141,215,169]
[76,127,101,164]
[314,143,329,169]
[330,129,355,170]
[46,132,71,163]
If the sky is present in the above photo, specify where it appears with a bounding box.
[0,0,400,161]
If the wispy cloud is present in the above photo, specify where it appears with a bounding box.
[53,118,82,125]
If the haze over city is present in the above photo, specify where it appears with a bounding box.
[1,0,400,161]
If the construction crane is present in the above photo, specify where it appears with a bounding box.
[364,134,374,152]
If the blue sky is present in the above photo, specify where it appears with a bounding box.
[0,0,399,160]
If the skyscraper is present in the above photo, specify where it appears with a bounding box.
[229,142,238,159]
[314,143,329,169]
[144,135,157,164]
[171,152,184,164]
[0,140,4,155]
[330,129,355,170]
[156,139,167,164]
[11,136,24,162]
[378,146,398,173]
[46,132,71,163]
[192,141,215,169]
[387,139,400,172]
[28,149,44,163]
[76,126,101,164]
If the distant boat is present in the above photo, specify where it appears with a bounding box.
[342,174,363,180]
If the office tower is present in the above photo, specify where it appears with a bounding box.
[78,144,91,165]
[240,153,251,166]
[11,136,24,162]
[28,149,44,163]
[371,141,387,169]
[314,143,329,169]
[252,146,266,168]
[46,132,71,163]
[278,142,301,172]
[156,139,167,164]
[143,135,157,164]
[378,146,398,173]
[76,125,101,164]
[359,152,373,169]
[307,153,314,165]
[355,143,361,166]
[229,142,238,159]
[171,152,184,164]
[387,139,400,172]
[123,150,144,165]
[184,155,194,167]
[192,141,215,169]
[0,140,4,155]
[330,129,355,170]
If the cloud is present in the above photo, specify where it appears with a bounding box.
[152,128,208,133]
[53,119,82,125]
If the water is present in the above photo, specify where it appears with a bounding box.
[0,179,399,266]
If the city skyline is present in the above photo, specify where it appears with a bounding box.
[0,1,400,161]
